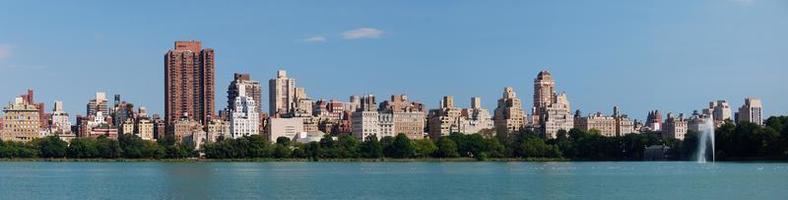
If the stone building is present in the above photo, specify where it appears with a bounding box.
[493,87,526,135]
[663,113,688,140]
[2,97,42,142]
[541,92,573,139]
[575,107,635,137]
[736,98,763,126]
[428,96,464,139]
[269,70,296,117]
[267,117,305,141]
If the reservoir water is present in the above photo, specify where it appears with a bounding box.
[1,162,786,199]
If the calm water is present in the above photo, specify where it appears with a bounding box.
[1,162,786,200]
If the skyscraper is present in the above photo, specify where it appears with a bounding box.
[227,73,264,131]
[86,92,109,117]
[269,70,296,117]
[229,86,260,138]
[164,40,216,125]
[50,100,72,134]
[227,73,262,114]
[493,87,526,135]
[736,98,763,126]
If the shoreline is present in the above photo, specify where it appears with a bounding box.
[2,158,784,163]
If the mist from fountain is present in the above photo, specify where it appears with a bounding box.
[696,117,715,163]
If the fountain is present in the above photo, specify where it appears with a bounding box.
[696,117,715,163]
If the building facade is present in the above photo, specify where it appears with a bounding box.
[493,87,526,135]
[663,113,688,140]
[269,70,296,117]
[164,40,216,125]
[2,97,42,142]
[736,98,763,126]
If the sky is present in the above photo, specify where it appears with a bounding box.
[1,0,787,122]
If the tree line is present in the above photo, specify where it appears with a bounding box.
[2,116,787,161]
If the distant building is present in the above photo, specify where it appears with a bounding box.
[575,107,635,137]
[50,100,72,135]
[269,70,296,117]
[493,87,526,135]
[206,119,230,142]
[703,100,732,127]
[19,89,47,129]
[663,113,687,140]
[736,98,763,126]
[229,87,260,138]
[428,96,464,139]
[352,95,381,140]
[2,97,42,142]
[541,92,573,139]
[164,40,216,125]
[533,71,556,126]
[380,95,426,140]
[172,116,203,144]
[644,110,663,132]
[267,117,305,141]
[460,97,494,136]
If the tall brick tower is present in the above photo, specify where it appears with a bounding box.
[164,41,215,125]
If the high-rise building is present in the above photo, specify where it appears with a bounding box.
[2,97,42,142]
[50,100,72,135]
[164,40,216,125]
[428,96,464,139]
[493,87,526,135]
[227,73,264,132]
[352,95,381,140]
[292,87,313,117]
[229,86,260,138]
[541,92,574,139]
[704,100,732,127]
[460,97,494,135]
[533,71,556,124]
[269,70,296,117]
[380,94,426,140]
[19,89,47,129]
[736,98,763,126]
[663,113,688,140]
[87,92,110,117]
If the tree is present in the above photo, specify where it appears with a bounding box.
[413,139,437,158]
[35,136,67,158]
[434,137,459,158]
[387,134,415,158]
[96,136,122,158]
[66,138,98,158]
[360,135,384,158]
[273,144,291,158]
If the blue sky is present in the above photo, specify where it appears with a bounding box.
[1,0,786,121]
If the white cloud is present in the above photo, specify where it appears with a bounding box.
[0,44,10,60]
[342,28,384,40]
[303,36,327,43]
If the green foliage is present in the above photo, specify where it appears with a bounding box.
[387,134,416,158]
[4,116,788,161]
[434,137,459,158]
[360,135,384,158]
[413,139,437,158]
[35,136,67,158]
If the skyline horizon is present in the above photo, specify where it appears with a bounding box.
[2,1,786,121]
[0,54,775,123]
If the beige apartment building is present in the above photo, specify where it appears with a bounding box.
[493,87,526,135]
[2,97,42,142]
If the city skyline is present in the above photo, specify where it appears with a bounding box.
[2,0,787,121]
